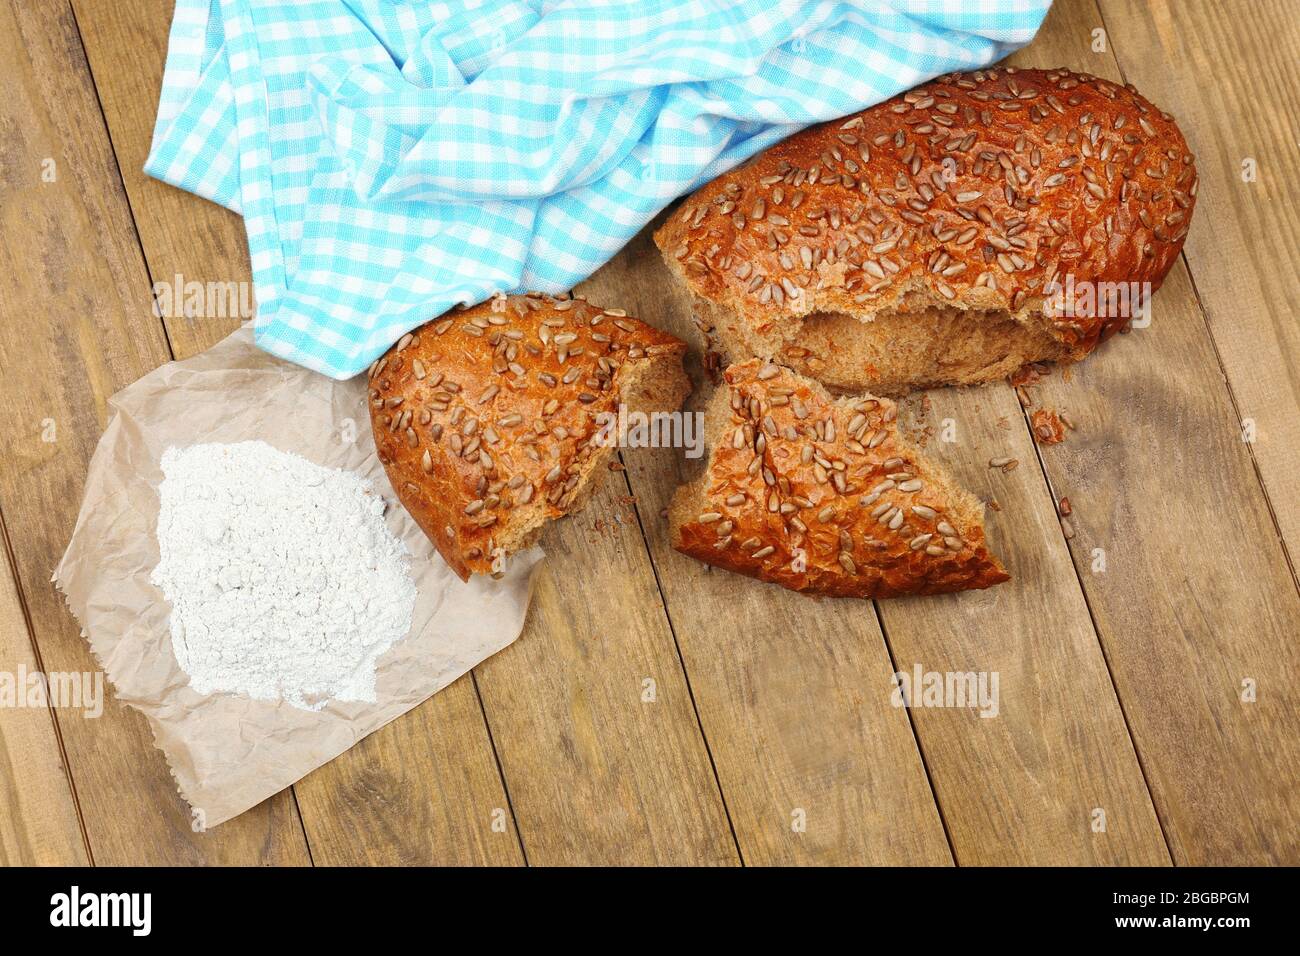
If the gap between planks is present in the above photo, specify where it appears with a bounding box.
[994,2,1173,864]
[467,670,531,865]
[0,500,94,865]
[1012,388,1178,861]
[613,450,749,865]
[64,3,183,369]
[869,604,962,863]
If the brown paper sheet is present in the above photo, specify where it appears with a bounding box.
[53,325,542,829]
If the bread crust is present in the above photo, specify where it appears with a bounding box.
[370,294,688,580]
[670,360,1009,598]
[656,67,1196,390]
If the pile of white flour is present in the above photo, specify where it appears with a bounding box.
[150,441,416,711]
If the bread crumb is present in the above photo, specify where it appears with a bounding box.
[901,394,934,447]
[1031,409,1068,444]
[1008,361,1051,388]
[703,348,724,384]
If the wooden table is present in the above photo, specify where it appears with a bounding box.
[2,0,1297,866]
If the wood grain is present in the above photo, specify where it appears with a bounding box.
[580,231,954,866]
[0,530,88,865]
[1023,271,1300,863]
[1097,0,1300,568]
[0,0,310,864]
[295,676,525,866]
[1007,0,1300,864]
[879,382,1168,864]
[473,482,740,866]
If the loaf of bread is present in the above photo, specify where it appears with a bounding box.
[656,67,1196,395]
[370,294,689,580]
[670,359,1008,598]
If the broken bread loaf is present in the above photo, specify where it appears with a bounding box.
[656,67,1197,395]
[371,294,689,580]
[670,360,1008,597]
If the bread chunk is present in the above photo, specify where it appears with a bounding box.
[656,67,1196,395]
[670,360,1008,598]
[371,295,690,580]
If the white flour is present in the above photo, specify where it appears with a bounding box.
[150,441,416,711]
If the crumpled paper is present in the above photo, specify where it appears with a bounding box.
[54,325,542,828]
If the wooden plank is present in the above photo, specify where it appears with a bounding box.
[870,1,1194,860]
[878,383,1169,864]
[472,479,741,866]
[67,0,251,362]
[0,526,89,865]
[865,13,1174,850]
[1096,0,1300,565]
[295,675,524,866]
[1005,0,1300,864]
[0,0,310,864]
[1024,269,1300,864]
[580,232,953,866]
[69,0,528,866]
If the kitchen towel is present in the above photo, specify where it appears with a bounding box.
[146,0,1051,379]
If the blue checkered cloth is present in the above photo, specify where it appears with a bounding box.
[147,0,1050,379]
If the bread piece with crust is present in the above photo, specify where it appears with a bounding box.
[656,67,1197,395]
[370,294,689,580]
[670,360,1008,598]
